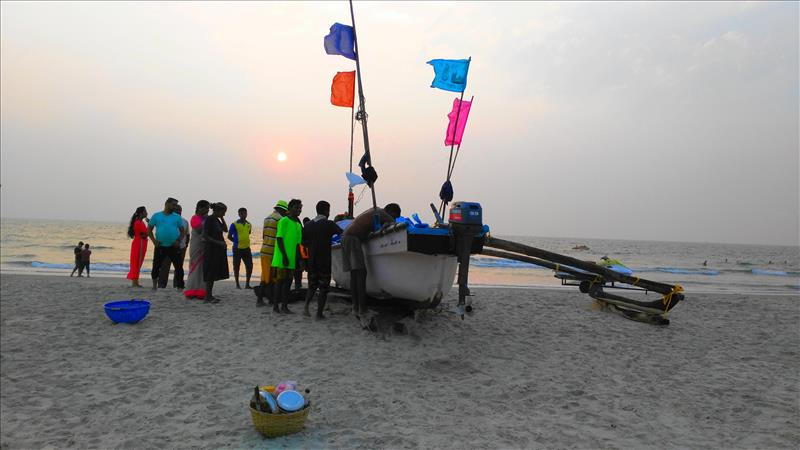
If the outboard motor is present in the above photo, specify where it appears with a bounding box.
[449,201,483,319]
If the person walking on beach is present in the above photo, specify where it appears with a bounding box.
[256,200,287,307]
[203,203,230,303]
[228,207,254,289]
[272,199,303,314]
[78,243,92,277]
[342,204,400,317]
[302,201,343,319]
[148,197,186,291]
[126,206,149,287]
[70,241,84,277]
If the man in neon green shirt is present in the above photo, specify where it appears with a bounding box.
[271,199,303,314]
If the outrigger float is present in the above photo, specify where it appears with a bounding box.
[480,238,685,325]
[322,0,685,326]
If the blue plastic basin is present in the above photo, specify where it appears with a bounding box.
[104,300,150,324]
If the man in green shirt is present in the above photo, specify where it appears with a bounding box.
[271,199,303,314]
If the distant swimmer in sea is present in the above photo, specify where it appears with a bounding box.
[703,260,707,266]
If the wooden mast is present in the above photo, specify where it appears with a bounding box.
[349,0,378,214]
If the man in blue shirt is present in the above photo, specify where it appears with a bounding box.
[148,197,186,291]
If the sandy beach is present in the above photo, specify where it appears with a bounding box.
[0,273,798,449]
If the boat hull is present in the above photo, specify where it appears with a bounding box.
[331,227,464,307]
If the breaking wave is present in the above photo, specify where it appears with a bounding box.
[5,261,131,272]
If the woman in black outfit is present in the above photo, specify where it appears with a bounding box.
[203,203,229,303]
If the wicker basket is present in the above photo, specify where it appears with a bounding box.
[249,405,310,438]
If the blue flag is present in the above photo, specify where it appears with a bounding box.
[427,58,470,92]
[345,172,366,188]
[324,23,356,60]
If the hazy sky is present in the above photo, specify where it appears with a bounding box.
[1,1,798,246]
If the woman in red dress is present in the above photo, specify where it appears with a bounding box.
[126,206,149,287]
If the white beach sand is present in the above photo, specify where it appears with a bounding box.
[1,273,798,449]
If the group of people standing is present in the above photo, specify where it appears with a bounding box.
[125,196,402,320]
[69,242,92,277]
[253,199,349,318]
[126,198,228,301]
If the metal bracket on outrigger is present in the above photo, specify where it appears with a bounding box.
[481,237,685,325]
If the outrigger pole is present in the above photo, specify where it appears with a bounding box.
[481,238,685,323]
[484,237,678,295]
[349,0,379,217]
[481,237,684,325]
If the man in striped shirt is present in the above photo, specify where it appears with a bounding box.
[256,200,288,307]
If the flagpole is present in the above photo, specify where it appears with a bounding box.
[349,105,355,173]
[439,57,471,219]
[439,89,464,219]
[348,104,355,218]
[445,90,465,179]
[447,95,475,180]
[349,0,379,215]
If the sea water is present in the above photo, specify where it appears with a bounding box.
[1,218,798,294]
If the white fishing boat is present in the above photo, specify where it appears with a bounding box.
[321,1,685,325]
[323,1,487,311]
[330,222,487,308]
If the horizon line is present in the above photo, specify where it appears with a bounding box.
[1,215,797,248]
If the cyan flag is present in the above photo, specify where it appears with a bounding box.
[427,58,470,92]
[345,172,366,188]
[324,23,356,60]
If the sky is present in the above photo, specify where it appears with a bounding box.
[1,1,798,246]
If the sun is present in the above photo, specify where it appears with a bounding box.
[277,152,287,162]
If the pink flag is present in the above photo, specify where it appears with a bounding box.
[445,97,472,146]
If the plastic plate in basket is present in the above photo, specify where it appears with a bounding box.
[277,390,304,412]
[260,391,278,413]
